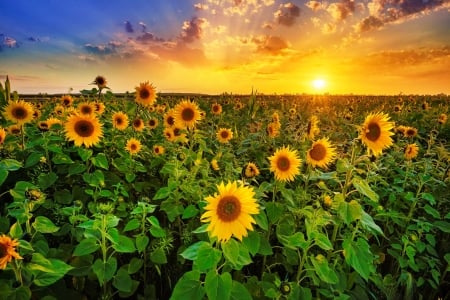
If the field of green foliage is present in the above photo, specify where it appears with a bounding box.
[0,77,449,300]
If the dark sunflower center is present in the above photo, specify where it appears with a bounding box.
[134,120,142,128]
[154,147,160,154]
[366,122,381,141]
[63,99,71,105]
[140,88,150,99]
[0,243,6,258]
[130,144,137,151]
[75,120,94,137]
[116,117,123,125]
[217,196,241,222]
[276,156,290,171]
[96,77,105,85]
[406,129,415,136]
[306,122,312,135]
[181,108,195,121]
[213,105,220,112]
[13,107,27,119]
[221,131,229,139]
[309,143,326,161]
[81,106,93,114]
[149,120,156,126]
[167,116,175,126]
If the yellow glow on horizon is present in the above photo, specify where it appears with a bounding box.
[312,78,326,90]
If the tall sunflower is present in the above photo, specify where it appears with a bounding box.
[217,128,233,143]
[359,112,395,157]
[201,181,259,242]
[92,75,108,90]
[404,143,419,160]
[64,114,103,148]
[125,138,142,155]
[135,81,157,106]
[269,146,301,182]
[3,100,34,125]
[112,112,129,130]
[174,100,202,129]
[306,138,337,169]
[0,234,23,270]
[0,128,6,144]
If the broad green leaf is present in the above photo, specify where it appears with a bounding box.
[0,158,22,171]
[32,216,59,233]
[352,176,379,202]
[112,235,135,253]
[194,243,222,271]
[135,235,149,252]
[230,280,252,300]
[123,219,140,232]
[265,202,284,223]
[25,152,44,168]
[310,254,338,284]
[243,231,260,256]
[128,257,144,274]
[279,232,310,250]
[360,211,384,236]
[52,153,74,164]
[73,237,100,256]
[0,169,7,186]
[38,172,58,190]
[342,237,375,280]
[68,162,87,175]
[181,241,209,260]
[434,221,450,233]
[113,268,133,293]
[29,253,73,286]
[314,233,333,251]
[77,147,93,161]
[338,200,362,224]
[150,247,167,264]
[182,204,199,219]
[424,204,440,219]
[170,271,205,300]
[222,239,252,268]
[92,257,117,285]
[205,271,232,300]
[53,189,73,205]
[91,153,109,169]
[160,199,184,222]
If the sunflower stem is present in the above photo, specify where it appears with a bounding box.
[20,124,25,150]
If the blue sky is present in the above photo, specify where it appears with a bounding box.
[1,0,449,94]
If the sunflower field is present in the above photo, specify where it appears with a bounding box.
[0,77,449,300]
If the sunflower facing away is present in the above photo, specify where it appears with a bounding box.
[217,128,233,143]
[201,181,260,242]
[125,138,142,155]
[359,112,395,157]
[92,75,108,90]
[269,146,301,182]
[0,234,23,270]
[174,100,202,129]
[135,81,157,106]
[64,114,103,148]
[404,143,419,160]
[0,127,6,144]
[245,162,260,178]
[3,100,34,125]
[112,112,129,130]
[306,138,337,169]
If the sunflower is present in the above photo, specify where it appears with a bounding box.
[132,118,145,132]
[92,75,108,90]
[306,138,337,169]
[200,181,259,242]
[244,162,260,178]
[153,145,165,155]
[234,101,244,110]
[211,159,220,171]
[211,103,222,115]
[306,115,320,140]
[78,102,96,116]
[0,234,23,270]
[135,81,157,106]
[0,128,6,144]
[267,122,280,138]
[94,102,106,115]
[61,95,73,107]
[7,125,21,135]
[3,100,34,125]
[46,117,62,129]
[38,121,50,132]
[404,143,419,160]
[32,109,41,120]
[217,128,233,143]
[404,126,418,138]
[272,112,280,123]
[269,146,301,182]
[164,109,176,128]
[173,100,202,129]
[359,112,394,157]
[438,113,447,125]
[64,114,103,148]
[148,118,159,129]
[112,112,129,130]
[395,125,407,135]
[163,127,176,141]
[323,195,332,207]
[54,104,65,116]
[125,138,142,155]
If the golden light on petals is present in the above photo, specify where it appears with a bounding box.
[211,103,222,115]
[135,81,157,106]
[306,138,337,169]
[153,145,165,155]
[3,100,34,125]
[125,138,142,155]
[269,146,301,182]
[112,112,129,130]
[132,118,145,131]
[0,234,23,270]
[164,110,176,128]
[174,100,202,129]
[201,181,259,242]
[78,102,96,116]
[217,128,233,143]
[64,114,103,148]
[404,143,419,160]
[148,118,159,129]
[0,128,6,144]
[61,95,73,107]
[359,112,394,157]
[245,162,260,178]
[93,75,108,89]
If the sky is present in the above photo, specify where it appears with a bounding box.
[1,0,449,95]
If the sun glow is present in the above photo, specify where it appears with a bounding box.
[312,78,326,90]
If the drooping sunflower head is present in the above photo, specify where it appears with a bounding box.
[125,138,142,155]
[359,112,395,157]
[0,234,23,270]
[174,100,202,129]
[269,145,302,182]
[64,114,103,148]
[0,128,6,144]
[61,95,73,107]
[3,100,34,125]
[112,112,129,130]
[78,102,96,116]
[200,181,260,242]
[244,162,260,178]
[92,75,108,89]
[132,118,145,132]
[135,81,157,106]
[153,145,165,155]
[217,128,233,143]
[404,143,419,160]
[211,103,222,115]
[306,138,337,169]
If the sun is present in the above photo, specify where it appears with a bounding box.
[312,78,326,90]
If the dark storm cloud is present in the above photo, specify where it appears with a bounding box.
[274,2,301,26]
[253,35,289,54]
[179,17,207,43]
[124,20,134,33]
